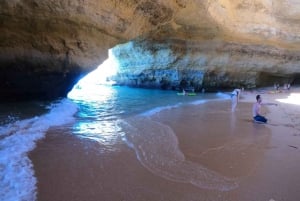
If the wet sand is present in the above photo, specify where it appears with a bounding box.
[30,88,300,201]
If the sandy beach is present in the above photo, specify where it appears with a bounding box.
[29,87,300,201]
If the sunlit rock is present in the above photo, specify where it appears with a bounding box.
[110,39,300,91]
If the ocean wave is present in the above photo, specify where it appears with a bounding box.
[139,103,183,117]
[190,99,207,105]
[216,92,231,99]
[120,117,238,191]
[0,99,78,201]
[139,93,229,117]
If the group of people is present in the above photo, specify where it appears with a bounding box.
[231,88,277,123]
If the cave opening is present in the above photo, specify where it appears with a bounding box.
[257,72,298,88]
[292,73,300,85]
[67,49,119,101]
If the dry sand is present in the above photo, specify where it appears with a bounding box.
[30,87,300,201]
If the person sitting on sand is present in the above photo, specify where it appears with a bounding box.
[231,89,241,112]
[252,94,277,123]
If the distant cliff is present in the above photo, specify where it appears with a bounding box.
[1,0,300,100]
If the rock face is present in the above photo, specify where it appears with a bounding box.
[1,0,300,100]
[110,39,300,91]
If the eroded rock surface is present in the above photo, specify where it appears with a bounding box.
[110,39,300,91]
[1,0,300,100]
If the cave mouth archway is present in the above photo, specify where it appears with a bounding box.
[67,50,119,101]
[292,74,300,85]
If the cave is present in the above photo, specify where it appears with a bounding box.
[1,0,300,101]
[2,1,300,201]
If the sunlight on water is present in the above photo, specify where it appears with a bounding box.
[277,93,300,105]
[73,120,121,147]
[68,82,120,147]
[66,49,124,146]
[70,86,123,149]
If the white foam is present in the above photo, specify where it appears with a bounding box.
[190,99,207,105]
[139,103,183,117]
[0,99,78,201]
[139,93,229,117]
[216,92,231,100]
[120,117,238,191]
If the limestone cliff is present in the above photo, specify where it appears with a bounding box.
[1,0,300,100]
[110,39,300,91]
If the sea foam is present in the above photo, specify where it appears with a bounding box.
[139,103,183,117]
[120,117,238,191]
[119,92,237,191]
[139,93,229,117]
[0,99,78,201]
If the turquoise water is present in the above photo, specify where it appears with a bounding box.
[70,86,226,145]
[72,85,218,118]
[0,85,230,201]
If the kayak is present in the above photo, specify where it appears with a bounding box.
[177,92,197,96]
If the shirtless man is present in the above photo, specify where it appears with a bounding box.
[252,94,277,123]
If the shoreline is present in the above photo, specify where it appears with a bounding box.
[237,87,300,200]
[29,87,300,201]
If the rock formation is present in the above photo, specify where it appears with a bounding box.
[110,38,300,91]
[1,0,300,100]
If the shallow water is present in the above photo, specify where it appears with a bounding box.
[29,100,276,201]
[0,86,229,201]
[4,85,298,201]
[120,116,238,191]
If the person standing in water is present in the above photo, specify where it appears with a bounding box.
[252,94,277,123]
[231,89,241,112]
